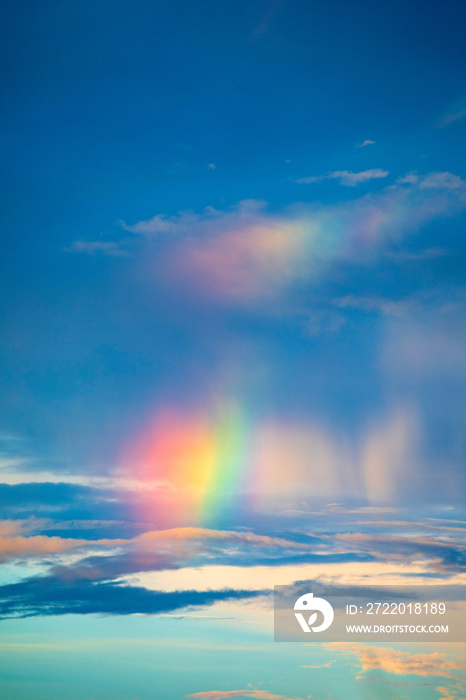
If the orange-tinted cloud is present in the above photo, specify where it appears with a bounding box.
[0,519,125,563]
[326,643,466,678]
[436,687,455,700]
[187,691,308,700]
[0,520,305,565]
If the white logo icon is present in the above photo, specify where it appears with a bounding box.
[294,592,334,633]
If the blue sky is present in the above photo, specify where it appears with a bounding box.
[1,1,466,699]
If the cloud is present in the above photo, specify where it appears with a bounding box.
[295,169,388,186]
[0,468,171,491]
[440,107,466,127]
[397,172,421,185]
[0,519,313,568]
[0,518,131,564]
[0,532,84,562]
[386,247,449,262]
[418,172,466,190]
[0,482,131,526]
[325,643,466,678]
[438,96,466,128]
[187,691,307,700]
[120,208,214,236]
[0,574,267,618]
[135,527,305,549]
[66,172,466,308]
[397,172,466,191]
[436,687,456,700]
[65,240,127,256]
[1,501,466,617]
[334,531,466,571]
[333,295,411,318]
[251,0,286,37]
[0,516,349,588]
[435,685,466,700]
[356,140,375,148]
[305,308,347,336]
[441,108,466,127]
[382,294,466,388]
[142,175,465,306]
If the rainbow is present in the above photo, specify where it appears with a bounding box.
[122,400,254,525]
[121,396,347,526]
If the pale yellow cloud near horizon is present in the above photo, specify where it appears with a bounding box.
[325,642,466,679]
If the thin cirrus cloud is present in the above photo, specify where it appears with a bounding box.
[438,96,466,128]
[332,295,412,318]
[356,139,375,148]
[65,240,128,256]
[440,107,466,127]
[294,168,388,186]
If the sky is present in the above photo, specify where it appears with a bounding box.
[1,0,466,699]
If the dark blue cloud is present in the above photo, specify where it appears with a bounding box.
[0,575,267,619]
[0,483,130,527]
[41,549,373,586]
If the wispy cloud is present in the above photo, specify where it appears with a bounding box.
[438,96,466,128]
[120,208,213,235]
[135,527,304,549]
[386,247,449,262]
[251,0,286,37]
[295,168,388,186]
[140,172,465,307]
[66,173,466,309]
[305,308,347,336]
[0,574,266,619]
[440,107,466,127]
[0,519,129,564]
[356,140,375,148]
[397,172,466,190]
[0,520,308,566]
[65,240,127,256]
[436,687,455,700]
[325,643,466,678]
[333,295,411,318]
[0,532,84,563]
[435,684,466,700]
[187,691,307,700]
[334,530,466,572]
